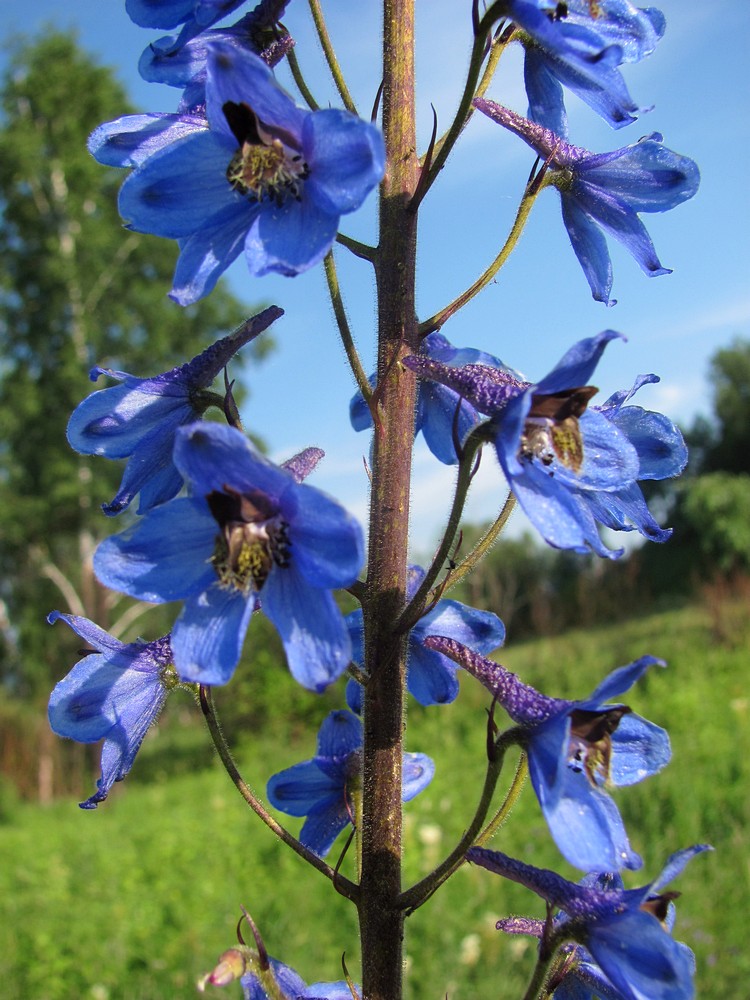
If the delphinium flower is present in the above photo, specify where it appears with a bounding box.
[425,635,670,871]
[350,332,513,464]
[90,42,385,305]
[467,845,712,1000]
[138,2,293,89]
[474,100,699,305]
[267,709,435,857]
[345,565,506,707]
[404,330,687,557]
[93,422,364,691]
[67,306,281,516]
[504,0,665,134]
[47,612,183,809]
[126,0,248,50]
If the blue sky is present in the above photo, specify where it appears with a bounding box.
[4,1,750,550]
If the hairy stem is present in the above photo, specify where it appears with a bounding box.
[420,183,542,335]
[323,250,372,402]
[308,0,358,114]
[358,2,419,996]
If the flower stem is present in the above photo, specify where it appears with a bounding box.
[358,1,420,996]
[398,734,513,914]
[439,492,517,597]
[198,686,358,903]
[285,44,320,110]
[419,183,542,334]
[308,0,358,115]
[396,427,485,635]
[413,14,494,208]
[323,250,372,403]
[475,751,528,846]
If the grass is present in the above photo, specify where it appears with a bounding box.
[1,598,747,999]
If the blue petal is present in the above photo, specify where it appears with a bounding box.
[535,330,623,397]
[572,181,671,279]
[262,566,352,692]
[118,130,240,239]
[524,47,568,136]
[289,484,365,589]
[579,140,700,214]
[67,379,189,459]
[242,958,308,1000]
[267,760,340,816]
[93,497,217,602]
[316,709,363,759]
[126,0,197,29]
[206,42,306,144]
[402,752,435,801]
[419,383,481,465]
[245,196,339,277]
[541,409,639,492]
[174,422,291,502]
[407,643,460,706]
[303,109,385,216]
[582,483,673,542]
[609,713,671,787]
[588,910,695,1000]
[611,406,687,479]
[418,598,505,652]
[299,798,352,857]
[650,845,713,895]
[584,656,663,704]
[171,581,256,684]
[170,201,255,304]
[88,113,205,168]
[561,194,615,304]
[502,461,623,558]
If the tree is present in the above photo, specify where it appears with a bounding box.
[0,31,271,698]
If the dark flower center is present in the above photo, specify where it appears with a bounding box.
[520,385,597,473]
[567,706,631,786]
[641,892,681,925]
[223,101,309,206]
[207,485,291,593]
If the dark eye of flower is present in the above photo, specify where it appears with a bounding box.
[641,892,681,926]
[567,706,631,786]
[223,101,309,206]
[207,485,291,593]
[519,385,597,473]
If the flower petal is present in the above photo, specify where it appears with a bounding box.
[171,581,255,684]
[303,108,385,216]
[93,497,217,602]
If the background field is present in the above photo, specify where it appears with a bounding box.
[1,597,747,1000]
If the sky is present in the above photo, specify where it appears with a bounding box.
[3,1,750,552]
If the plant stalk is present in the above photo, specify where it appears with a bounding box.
[358,1,419,997]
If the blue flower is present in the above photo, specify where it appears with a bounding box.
[425,636,671,872]
[473,100,699,305]
[505,1,665,133]
[47,612,180,809]
[126,0,247,47]
[137,2,293,88]
[92,43,385,304]
[350,332,512,465]
[67,306,281,516]
[267,709,434,857]
[467,845,711,1000]
[404,331,686,557]
[345,565,505,707]
[93,422,364,691]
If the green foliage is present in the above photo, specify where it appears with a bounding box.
[1,600,746,998]
[681,473,750,574]
[0,31,272,697]
[702,338,750,475]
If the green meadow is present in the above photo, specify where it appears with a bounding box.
[1,598,747,999]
